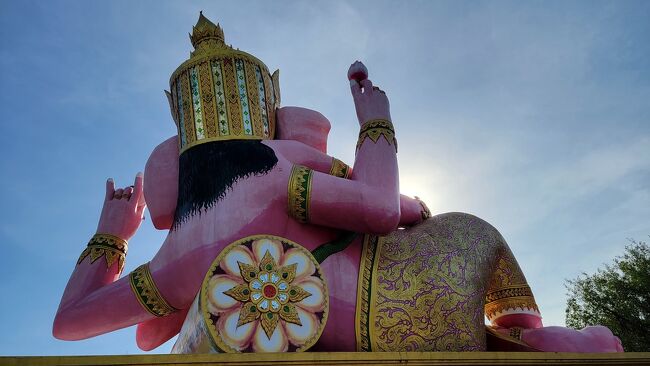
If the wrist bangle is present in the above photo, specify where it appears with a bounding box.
[129,262,178,317]
[287,164,313,223]
[329,158,351,179]
[356,119,397,152]
[414,196,431,221]
[77,233,128,273]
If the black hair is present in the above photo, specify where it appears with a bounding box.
[172,140,278,229]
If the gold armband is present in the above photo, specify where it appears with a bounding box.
[329,158,351,179]
[287,164,313,223]
[356,119,397,152]
[77,233,128,273]
[129,263,178,317]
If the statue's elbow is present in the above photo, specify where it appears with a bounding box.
[365,199,400,235]
[52,311,83,341]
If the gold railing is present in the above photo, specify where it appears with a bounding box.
[2,352,649,366]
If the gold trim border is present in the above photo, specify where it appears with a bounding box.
[4,352,648,365]
[354,234,381,352]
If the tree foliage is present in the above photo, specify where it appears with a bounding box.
[565,239,650,351]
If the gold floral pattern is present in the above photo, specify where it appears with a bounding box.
[224,251,306,338]
[201,235,328,353]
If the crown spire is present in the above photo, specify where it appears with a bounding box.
[189,11,225,50]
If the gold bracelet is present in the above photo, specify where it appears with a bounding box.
[356,119,397,152]
[77,233,128,273]
[329,157,351,179]
[287,164,313,223]
[414,196,431,220]
[129,263,178,317]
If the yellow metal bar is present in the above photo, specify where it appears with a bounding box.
[2,352,649,366]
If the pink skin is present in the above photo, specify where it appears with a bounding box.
[53,62,621,353]
[495,326,624,352]
[54,62,419,350]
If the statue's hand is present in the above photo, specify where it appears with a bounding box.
[349,61,391,125]
[96,172,147,241]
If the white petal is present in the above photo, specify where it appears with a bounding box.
[271,300,280,312]
[284,307,320,348]
[250,279,262,290]
[295,277,326,313]
[206,275,242,313]
[219,245,255,277]
[251,292,262,303]
[278,293,288,303]
[259,299,269,311]
[259,272,269,283]
[271,272,280,284]
[281,248,315,280]
[278,281,288,291]
[252,238,283,264]
[215,308,255,351]
[252,320,288,352]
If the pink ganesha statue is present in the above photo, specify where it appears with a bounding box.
[53,13,623,353]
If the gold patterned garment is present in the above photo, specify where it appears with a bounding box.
[355,212,540,351]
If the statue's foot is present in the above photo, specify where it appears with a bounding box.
[508,325,624,352]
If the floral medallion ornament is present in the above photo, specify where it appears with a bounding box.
[201,235,328,352]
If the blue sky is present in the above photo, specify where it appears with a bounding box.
[1,0,648,356]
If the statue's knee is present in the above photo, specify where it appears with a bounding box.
[437,212,502,234]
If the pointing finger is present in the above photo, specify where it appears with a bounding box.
[105,178,115,201]
[131,172,144,208]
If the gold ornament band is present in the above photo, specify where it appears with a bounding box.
[129,263,178,317]
[356,119,397,152]
[485,285,540,321]
[329,158,351,179]
[509,327,524,341]
[77,233,128,273]
[287,165,313,223]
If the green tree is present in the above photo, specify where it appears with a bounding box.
[565,239,650,351]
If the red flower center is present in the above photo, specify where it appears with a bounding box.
[263,284,277,298]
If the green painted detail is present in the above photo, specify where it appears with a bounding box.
[311,231,358,264]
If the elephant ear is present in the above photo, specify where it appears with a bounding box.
[165,90,179,128]
[272,69,281,109]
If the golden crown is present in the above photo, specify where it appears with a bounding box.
[168,12,280,154]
